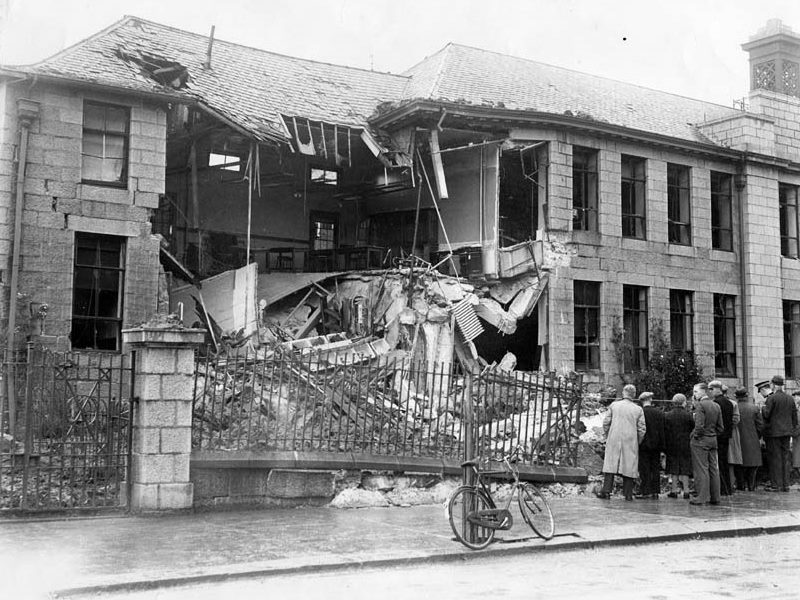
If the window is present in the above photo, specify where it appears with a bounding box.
[623,285,648,371]
[310,167,338,186]
[572,147,598,231]
[71,233,125,351]
[784,301,800,378]
[574,281,600,370]
[713,294,736,376]
[711,172,733,251]
[780,183,800,258]
[668,164,691,245]
[81,102,129,186]
[621,155,646,239]
[670,290,694,353]
[310,212,337,250]
[208,152,242,172]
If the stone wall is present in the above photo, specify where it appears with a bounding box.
[0,81,165,347]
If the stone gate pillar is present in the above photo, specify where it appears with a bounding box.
[122,326,205,512]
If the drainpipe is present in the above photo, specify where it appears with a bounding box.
[4,98,39,435]
[735,159,749,391]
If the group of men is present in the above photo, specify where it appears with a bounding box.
[594,375,799,504]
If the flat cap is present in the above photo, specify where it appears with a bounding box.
[771,374,785,385]
[734,387,748,398]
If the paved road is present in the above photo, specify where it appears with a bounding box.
[64,532,800,600]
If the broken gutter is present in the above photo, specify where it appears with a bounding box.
[369,99,749,163]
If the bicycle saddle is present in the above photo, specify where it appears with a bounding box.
[460,458,481,468]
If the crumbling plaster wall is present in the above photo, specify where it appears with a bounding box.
[0,81,163,347]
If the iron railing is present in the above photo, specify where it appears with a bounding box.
[0,347,133,511]
[192,347,583,467]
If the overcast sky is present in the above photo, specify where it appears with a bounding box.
[2,0,800,107]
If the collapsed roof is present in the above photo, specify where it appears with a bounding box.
[3,15,744,150]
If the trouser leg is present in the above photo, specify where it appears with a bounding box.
[708,446,721,502]
[780,436,791,489]
[767,437,780,487]
[734,465,746,490]
[622,476,634,500]
[717,438,730,494]
[601,472,615,494]
[691,442,709,503]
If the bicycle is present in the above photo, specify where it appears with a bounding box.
[446,447,555,550]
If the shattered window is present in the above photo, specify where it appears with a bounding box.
[572,147,598,232]
[713,294,736,377]
[710,172,733,251]
[209,152,242,172]
[783,301,800,378]
[621,155,646,239]
[667,164,691,245]
[574,280,600,371]
[779,183,799,258]
[670,290,694,354]
[71,233,125,351]
[310,212,337,251]
[623,285,648,372]
[81,102,129,186]
[310,167,338,186]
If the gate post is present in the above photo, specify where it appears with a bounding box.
[123,326,205,512]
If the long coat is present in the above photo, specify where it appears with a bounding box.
[603,398,646,478]
[737,399,763,467]
[664,405,694,476]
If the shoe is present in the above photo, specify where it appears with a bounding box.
[593,490,610,499]
[709,500,720,505]
[667,492,678,498]
[689,499,705,505]
[764,486,779,492]
[651,494,659,499]
[683,493,691,499]
[781,488,790,492]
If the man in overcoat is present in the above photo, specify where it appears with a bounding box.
[762,374,797,492]
[734,386,763,491]
[595,384,646,501]
[637,391,665,498]
[709,380,734,495]
[690,382,724,505]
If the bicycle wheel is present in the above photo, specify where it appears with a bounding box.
[447,486,495,550]
[518,483,555,540]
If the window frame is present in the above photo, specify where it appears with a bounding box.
[669,289,694,354]
[71,232,125,351]
[779,183,800,258]
[667,163,692,246]
[784,300,800,378]
[572,147,598,232]
[309,211,338,251]
[573,280,601,371]
[622,285,648,372]
[710,171,733,252]
[713,294,737,377]
[309,165,340,187]
[621,155,647,240]
[81,101,130,188]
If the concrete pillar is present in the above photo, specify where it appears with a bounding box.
[122,326,205,512]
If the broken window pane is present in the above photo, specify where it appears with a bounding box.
[623,285,648,372]
[780,183,799,258]
[710,171,733,251]
[71,233,125,351]
[669,289,694,353]
[572,147,598,232]
[310,167,338,186]
[82,102,129,186]
[621,155,646,240]
[667,163,691,245]
[574,280,600,371]
[713,294,736,376]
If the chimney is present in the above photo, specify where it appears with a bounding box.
[203,25,215,70]
[742,19,800,98]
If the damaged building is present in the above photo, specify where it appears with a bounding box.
[1,16,800,391]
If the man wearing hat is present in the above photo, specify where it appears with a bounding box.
[762,375,797,492]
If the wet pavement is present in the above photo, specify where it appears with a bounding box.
[2,487,799,598]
